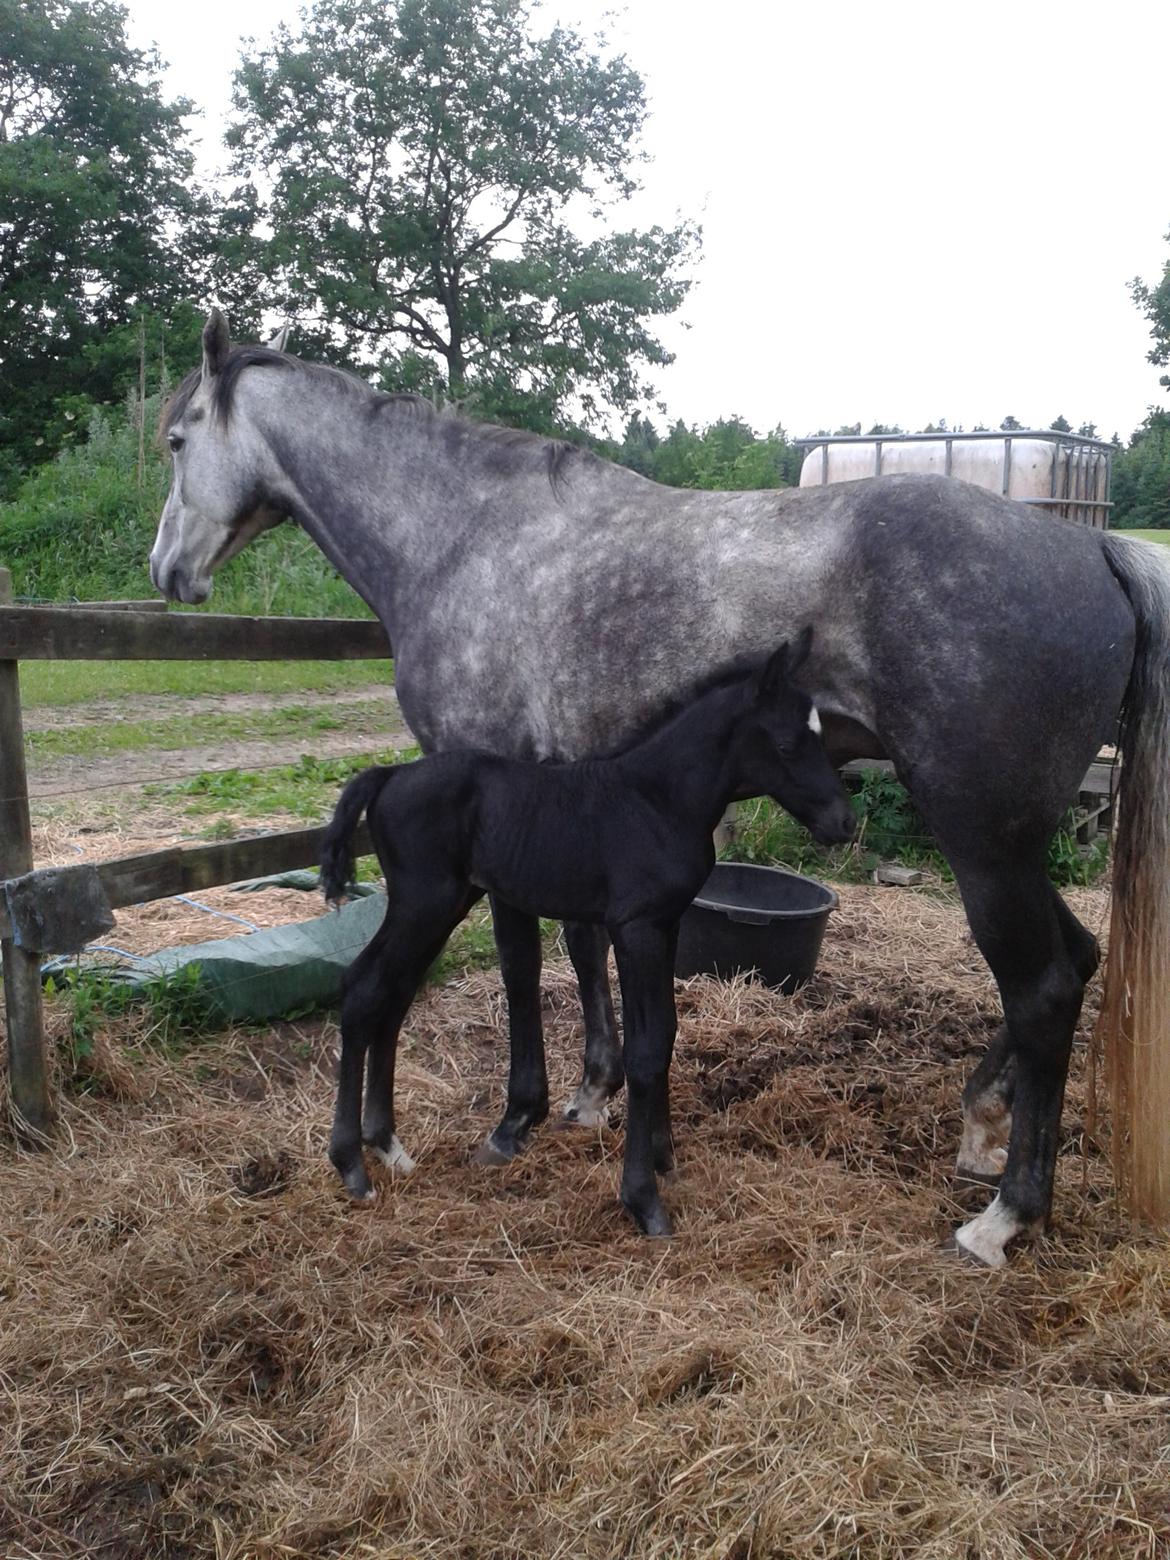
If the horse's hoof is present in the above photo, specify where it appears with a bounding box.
[472,1133,518,1167]
[941,1232,995,1267]
[953,1165,1003,1191]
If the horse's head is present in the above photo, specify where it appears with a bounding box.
[149,310,287,604]
[737,628,856,845]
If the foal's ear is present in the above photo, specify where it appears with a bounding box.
[787,624,814,676]
[201,308,231,381]
[265,322,290,353]
[758,626,814,696]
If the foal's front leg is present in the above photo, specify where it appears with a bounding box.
[611,919,679,1238]
[474,897,549,1165]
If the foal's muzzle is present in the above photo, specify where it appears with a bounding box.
[810,799,857,847]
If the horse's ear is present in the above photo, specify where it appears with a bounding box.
[265,322,290,353]
[201,308,231,381]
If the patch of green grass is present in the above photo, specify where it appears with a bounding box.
[1119,529,1170,545]
[19,658,394,708]
[45,962,216,1089]
[25,699,404,761]
[147,748,422,824]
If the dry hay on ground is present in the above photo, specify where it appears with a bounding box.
[0,884,1167,1560]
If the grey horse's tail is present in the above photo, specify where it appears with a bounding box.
[320,765,398,905]
[1097,531,1170,1224]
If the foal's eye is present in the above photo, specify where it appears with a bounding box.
[167,432,185,453]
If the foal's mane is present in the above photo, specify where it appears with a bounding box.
[590,653,767,761]
[160,345,588,490]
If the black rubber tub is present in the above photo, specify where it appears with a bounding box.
[674,862,838,992]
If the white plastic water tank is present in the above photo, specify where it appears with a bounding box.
[798,435,1110,526]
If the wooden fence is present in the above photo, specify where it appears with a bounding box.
[0,568,389,1136]
[1,569,1121,1145]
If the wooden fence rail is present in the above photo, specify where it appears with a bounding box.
[0,568,390,1136]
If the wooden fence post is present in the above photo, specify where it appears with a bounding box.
[0,568,52,1137]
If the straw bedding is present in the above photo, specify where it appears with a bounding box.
[1,883,1167,1559]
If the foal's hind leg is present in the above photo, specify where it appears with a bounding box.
[332,890,474,1199]
[562,921,624,1127]
[611,919,679,1238]
[956,890,1098,1189]
[946,858,1091,1267]
[474,898,549,1165]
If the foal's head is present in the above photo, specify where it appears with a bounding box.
[735,629,856,845]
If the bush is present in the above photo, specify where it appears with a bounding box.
[724,769,1108,890]
[0,393,369,616]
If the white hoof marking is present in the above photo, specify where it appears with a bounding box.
[957,1113,1011,1178]
[954,1194,1021,1269]
[371,1135,416,1174]
[563,1084,611,1128]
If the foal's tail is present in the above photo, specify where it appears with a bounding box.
[320,765,398,905]
[1097,532,1170,1224]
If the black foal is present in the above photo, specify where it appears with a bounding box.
[320,629,855,1236]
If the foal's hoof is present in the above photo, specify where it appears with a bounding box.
[340,1168,376,1204]
[472,1132,520,1168]
[367,1134,416,1174]
[623,1195,673,1240]
[564,1079,617,1129]
[562,1098,610,1129]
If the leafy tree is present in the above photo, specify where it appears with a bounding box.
[0,0,211,491]
[609,413,802,491]
[225,0,699,433]
[1110,410,1170,529]
[1050,414,1072,432]
[1000,414,1023,431]
[1131,231,1170,392]
[615,412,660,478]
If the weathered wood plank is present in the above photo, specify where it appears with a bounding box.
[873,863,923,887]
[0,605,392,661]
[28,598,169,613]
[842,755,1117,799]
[0,570,53,1134]
[0,822,376,947]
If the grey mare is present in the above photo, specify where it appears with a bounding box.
[150,311,1170,1265]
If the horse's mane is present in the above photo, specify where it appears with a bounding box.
[160,345,588,490]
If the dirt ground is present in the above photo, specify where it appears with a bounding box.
[2,873,1168,1560]
[23,685,406,801]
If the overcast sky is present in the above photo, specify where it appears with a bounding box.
[126,0,1170,442]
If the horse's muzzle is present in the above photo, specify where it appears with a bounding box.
[150,555,209,605]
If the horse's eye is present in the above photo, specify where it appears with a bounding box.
[167,432,185,453]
